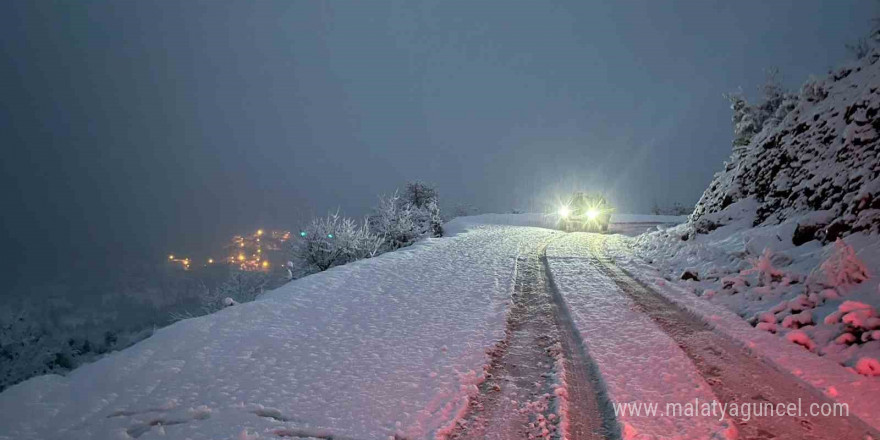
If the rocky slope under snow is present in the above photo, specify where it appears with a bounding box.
[632,50,880,377]
[692,49,880,243]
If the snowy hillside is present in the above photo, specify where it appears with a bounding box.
[632,50,880,378]
[692,49,880,242]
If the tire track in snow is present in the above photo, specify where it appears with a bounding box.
[452,241,614,440]
[542,244,620,440]
[589,237,879,440]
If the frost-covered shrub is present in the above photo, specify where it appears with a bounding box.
[725,92,761,147]
[290,212,383,275]
[370,191,418,251]
[740,248,786,287]
[403,181,443,238]
[370,182,443,252]
[412,198,443,238]
[725,71,798,148]
[818,239,869,289]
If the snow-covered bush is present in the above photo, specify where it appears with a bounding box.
[725,92,761,147]
[403,181,443,238]
[740,248,786,287]
[817,239,870,289]
[290,212,383,275]
[370,191,418,251]
[370,182,444,252]
[723,71,798,148]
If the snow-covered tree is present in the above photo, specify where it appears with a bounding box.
[290,212,383,275]
[370,183,443,251]
[402,181,442,238]
[403,181,438,209]
[370,191,418,251]
[725,92,761,147]
[725,70,798,147]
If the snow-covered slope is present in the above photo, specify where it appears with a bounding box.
[631,50,880,380]
[0,221,555,440]
[632,216,880,377]
[692,50,880,241]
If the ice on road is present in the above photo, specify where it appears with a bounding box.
[0,221,556,440]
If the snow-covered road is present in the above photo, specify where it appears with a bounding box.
[452,241,611,440]
[0,222,558,440]
[2,215,878,440]
[548,233,879,439]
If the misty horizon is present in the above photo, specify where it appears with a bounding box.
[1,0,875,286]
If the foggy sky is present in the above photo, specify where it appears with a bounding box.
[0,0,874,285]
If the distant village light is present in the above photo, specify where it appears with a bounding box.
[167,228,291,272]
[300,231,307,237]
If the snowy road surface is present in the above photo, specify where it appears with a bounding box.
[549,233,879,439]
[451,242,611,440]
[0,221,558,440]
[2,214,878,440]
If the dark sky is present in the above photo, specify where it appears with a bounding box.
[0,0,874,283]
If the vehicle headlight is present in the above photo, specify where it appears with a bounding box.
[558,206,571,218]
[586,208,600,220]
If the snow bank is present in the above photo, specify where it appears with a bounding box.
[614,225,880,430]
[631,203,880,374]
[0,225,555,440]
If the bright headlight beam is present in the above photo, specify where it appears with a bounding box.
[586,208,600,220]
[558,206,571,218]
